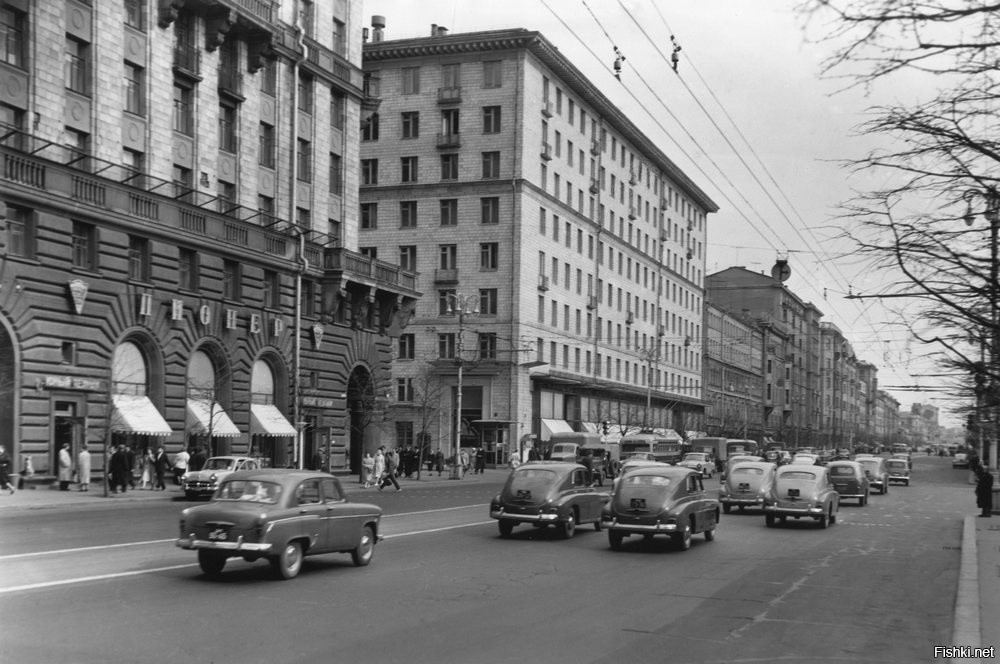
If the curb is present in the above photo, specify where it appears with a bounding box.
[951,515,980,662]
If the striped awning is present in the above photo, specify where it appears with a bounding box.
[110,394,172,436]
[186,399,241,437]
[250,404,297,437]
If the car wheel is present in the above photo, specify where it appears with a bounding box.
[197,550,226,577]
[818,512,829,529]
[704,527,716,541]
[609,530,624,550]
[558,512,576,539]
[674,523,692,550]
[351,526,375,566]
[498,519,515,538]
[273,541,303,580]
[723,503,732,514]
[765,513,775,527]
[593,518,602,532]
[830,509,837,525]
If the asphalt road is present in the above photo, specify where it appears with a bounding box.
[0,456,975,664]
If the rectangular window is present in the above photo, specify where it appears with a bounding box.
[480,197,500,225]
[438,289,457,316]
[479,288,498,315]
[396,378,414,403]
[1,6,27,68]
[263,270,280,309]
[71,221,96,270]
[296,139,312,181]
[482,60,502,88]
[332,18,346,55]
[361,159,378,185]
[439,244,457,269]
[360,246,378,260]
[328,152,343,195]
[330,89,345,128]
[217,179,236,215]
[5,205,34,258]
[128,235,150,282]
[259,58,276,96]
[398,245,417,271]
[124,62,144,115]
[480,242,498,270]
[298,74,314,112]
[401,156,418,183]
[481,151,500,179]
[441,108,459,136]
[398,333,415,360]
[65,36,89,94]
[301,279,316,317]
[400,201,417,228]
[178,248,199,291]
[360,202,377,229]
[401,66,420,94]
[361,112,379,141]
[173,82,193,135]
[482,106,501,133]
[440,199,458,226]
[440,154,458,180]
[442,63,461,88]
[438,333,456,358]
[258,122,275,167]
[219,103,237,153]
[401,111,419,138]
[478,333,498,359]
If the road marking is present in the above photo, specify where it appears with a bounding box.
[0,539,176,561]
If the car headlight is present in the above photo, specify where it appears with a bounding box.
[209,473,217,483]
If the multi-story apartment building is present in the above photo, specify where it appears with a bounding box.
[704,303,764,438]
[874,389,901,446]
[0,0,418,481]
[360,23,717,462]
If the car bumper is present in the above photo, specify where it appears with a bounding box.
[764,505,825,516]
[490,508,561,524]
[600,517,678,533]
[720,496,763,507]
[176,535,272,553]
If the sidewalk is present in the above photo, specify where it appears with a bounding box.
[957,513,1000,663]
[0,467,508,513]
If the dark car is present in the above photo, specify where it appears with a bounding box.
[177,469,382,579]
[601,466,720,550]
[856,457,889,495]
[490,462,608,539]
[827,460,871,506]
[764,465,840,528]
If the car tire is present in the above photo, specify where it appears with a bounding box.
[197,550,226,577]
[351,526,375,566]
[818,512,829,529]
[704,527,715,541]
[765,513,775,527]
[558,512,576,539]
[861,493,868,507]
[723,503,732,514]
[498,519,515,538]
[830,510,837,525]
[593,518,602,532]
[273,541,303,580]
[609,530,624,550]
[674,523,692,550]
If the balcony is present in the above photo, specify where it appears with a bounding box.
[628,206,637,220]
[590,139,600,156]
[540,142,552,161]
[589,178,599,195]
[438,87,462,104]
[434,268,459,284]
[541,100,553,117]
[436,132,461,149]
[586,295,598,309]
[173,45,201,77]
[629,171,637,186]
[218,67,243,100]
[538,274,550,291]
[626,311,635,325]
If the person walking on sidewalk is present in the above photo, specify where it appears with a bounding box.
[362,452,375,488]
[474,447,486,474]
[153,447,170,491]
[109,444,131,494]
[0,444,15,494]
[172,447,190,486]
[372,448,386,490]
[77,443,91,492]
[976,463,994,517]
[378,446,401,491]
[58,442,73,491]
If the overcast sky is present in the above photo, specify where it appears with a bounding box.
[362,0,956,426]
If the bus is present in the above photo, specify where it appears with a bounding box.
[620,433,688,465]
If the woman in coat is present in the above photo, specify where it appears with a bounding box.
[372,448,386,490]
[58,442,73,491]
[77,443,91,492]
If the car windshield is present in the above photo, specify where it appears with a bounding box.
[624,474,672,487]
[857,460,879,473]
[203,458,236,470]
[683,454,707,462]
[780,470,817,481]
[731,467,764,476]
[886,461,907,470]
[216,480,282,504]
[509,469,557,493]
[830,466,857,477]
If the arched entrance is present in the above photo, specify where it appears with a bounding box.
[0,319,16,476]
[109,338,171,471]
[186,347,240,457]
[346,365,377,476]
[249,357,296,468]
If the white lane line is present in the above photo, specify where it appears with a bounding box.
[0,520,495,595]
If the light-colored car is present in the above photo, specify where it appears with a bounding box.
[490,463,608,539]
[721,454,765,481]
[952,452,969,469]
[602,466,720,550]
[719,461,777,513]
[677,452,715,478]
[827,460,871,506]
[764,465,840,528]
[182,456,261,500]
[177,469,382,579]
[856,457,889,495]
[790,453,819,466]
[885,458,911,486]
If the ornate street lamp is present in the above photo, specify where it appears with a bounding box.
[446,292,479,479]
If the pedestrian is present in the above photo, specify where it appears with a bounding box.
[508,450,521,469]
[373,447,386,490]
[976,464,994,517]
[190,446,206,472]
[77,443,91,492]
[0,444,15,494]
[172,447,190,485]
[362,452,375,488]
[475,447,486,474]
[138,447,155,489]
[153,447,170,491]
[58,442,73,491]
[458,448,469,478]
[379,446,401,491]
[109,444,131,494]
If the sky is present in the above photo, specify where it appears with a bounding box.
[361,0,959,426]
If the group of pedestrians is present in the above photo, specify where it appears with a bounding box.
[362,446,402,491]
[360,445,493,488]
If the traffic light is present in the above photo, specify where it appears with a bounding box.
[602,420,611,435]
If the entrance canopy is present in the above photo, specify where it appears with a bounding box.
[540,418,573,441]
[250,404,297,437]
[186,399,241,437]
[110,394,172,436]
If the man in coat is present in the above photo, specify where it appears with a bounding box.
[109,445,131,494]
[976,464,994,517]
[153,447,171,491]
[58,442,73,491]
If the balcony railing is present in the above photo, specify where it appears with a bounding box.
[438,87,462,104]
[322,247,418,293]
[437,132,461,149]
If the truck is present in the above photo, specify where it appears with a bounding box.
[547,431,620,481]
[620,432,688,465]
[687,437,759,473]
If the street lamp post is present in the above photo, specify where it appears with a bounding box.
[447,292,479,479]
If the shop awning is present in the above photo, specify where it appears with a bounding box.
[582,422,599,433]
[186,399,241,437]
[110,394,172,436]
[250,404,297,437]
[540,418,573,440]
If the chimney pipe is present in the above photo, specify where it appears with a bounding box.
[371,15,385,42]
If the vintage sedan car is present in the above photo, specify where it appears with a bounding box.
[602,466,719,550]
[952,452,969,468]
[890,452,913,470]
[856,457,889,494]
[827,460,870,506]
[721,454,764,481]
[176,469,382,579]
[182,456,261,500]
[490,463,607,539]
[719,461,776,513]
[885,457,911,486]
[763,465,840,528]
[677,452,715,478]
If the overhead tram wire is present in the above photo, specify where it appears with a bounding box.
[546,0,788,252]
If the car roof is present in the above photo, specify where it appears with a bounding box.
[777,464,826,477]
[727,461,774,471]
[624,465,698,479]
[515,462,582,473]
[222,468,338,486]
